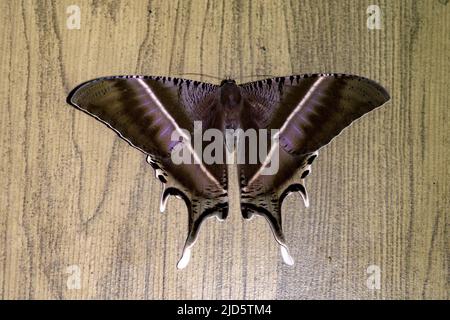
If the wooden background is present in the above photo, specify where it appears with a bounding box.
[0,0,448,300]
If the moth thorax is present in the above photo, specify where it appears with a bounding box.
[220,82,242,108]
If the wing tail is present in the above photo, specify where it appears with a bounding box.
[239,151,316,266]
[241,191,295,266]
[175,193,228,269]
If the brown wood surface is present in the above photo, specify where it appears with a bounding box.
[0,0,448,299]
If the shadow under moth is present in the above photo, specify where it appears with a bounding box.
[67,73,390,268]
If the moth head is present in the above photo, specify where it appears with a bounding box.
[220,79,237,86]
[220,79,240,106]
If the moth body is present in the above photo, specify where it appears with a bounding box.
[219,79,243,131]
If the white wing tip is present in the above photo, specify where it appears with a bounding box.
[299,186,310,208]
[303,196,310,208]
[280,245,295,266]
[160,193,168,213]
[177,247,192,269]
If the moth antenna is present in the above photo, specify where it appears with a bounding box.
[239,74,277,81]
[175,73,223,81]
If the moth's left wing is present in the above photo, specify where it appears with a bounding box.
[68,76,227,268]
[238,74,390,265]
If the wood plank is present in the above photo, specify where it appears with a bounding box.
[0,0,448,299]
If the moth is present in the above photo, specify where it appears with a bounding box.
[67,73,390,268]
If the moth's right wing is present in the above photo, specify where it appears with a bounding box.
[238,74,390,265]
[68,76,228,268]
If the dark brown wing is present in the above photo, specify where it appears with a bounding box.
[238,73,390,265]
[68,75,227,268]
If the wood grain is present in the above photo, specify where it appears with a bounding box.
[0,0,448,299]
